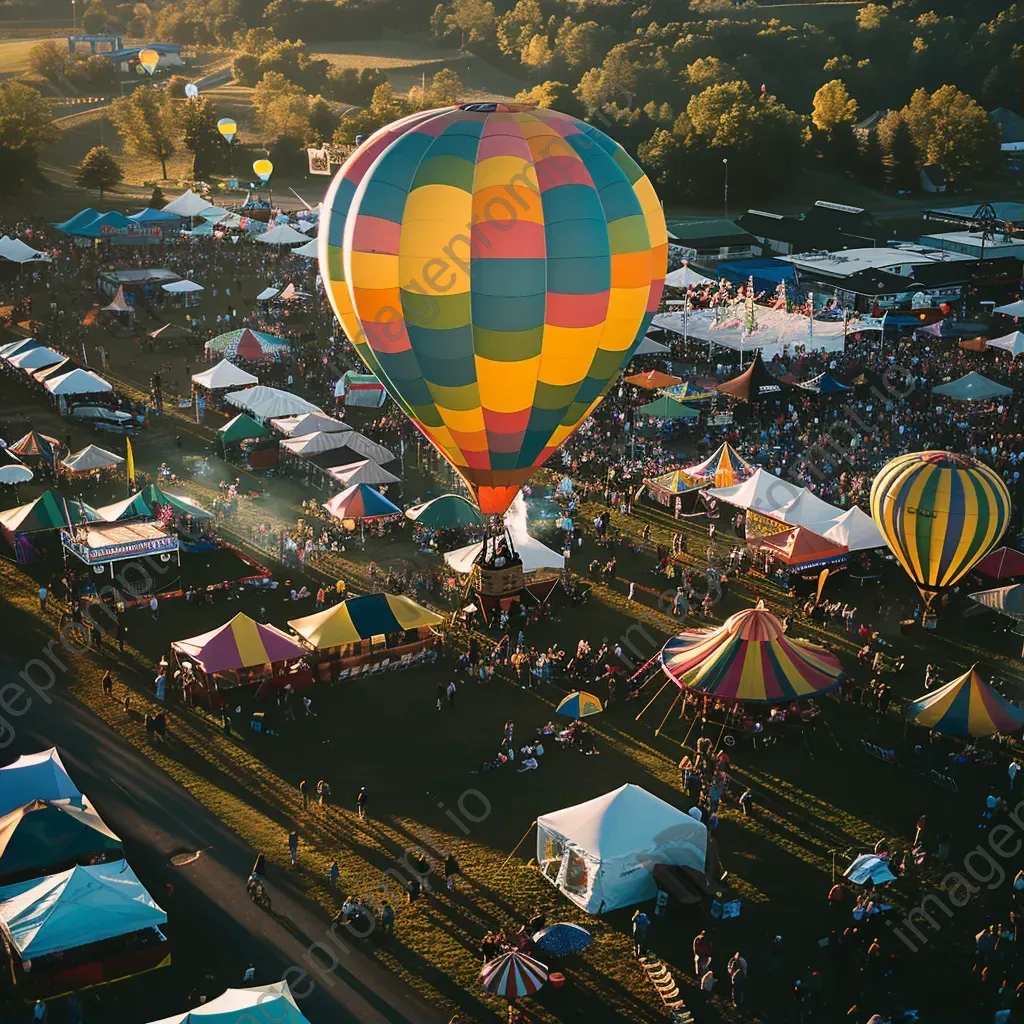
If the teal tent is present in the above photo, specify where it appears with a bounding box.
[637,396,699,420]
[932,372,1012,401]
[219,413,270,444]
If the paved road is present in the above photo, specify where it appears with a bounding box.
[3,665,443,1024]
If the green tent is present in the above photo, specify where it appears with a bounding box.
[95,484,212,522]
[637,396,699,420]
[0,491,98,534]
[0,799,122,885]
[405,494,485,528]
[219,413,270,444]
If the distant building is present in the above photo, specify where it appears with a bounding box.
[990,107,1024,145]
[94,42,184,68]
[919,230,1024,262]
[919,166,947,193]
[667,218,757,260]
[738,201,880,256]
[67,34,123,55]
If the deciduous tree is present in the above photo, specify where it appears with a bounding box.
[75,145,123,203]
[110,86,178,179]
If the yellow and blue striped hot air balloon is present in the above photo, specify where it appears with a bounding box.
[870,450,1011,605]
[319,102,667,515]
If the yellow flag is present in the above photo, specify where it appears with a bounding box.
[816,568,830,604]
[125,438,135,495]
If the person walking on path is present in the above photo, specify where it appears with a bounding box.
[299,779,308,810]
[446,680,457,709]
[288,830,298,869]
[1010,759,1020,792]
[329,860,339,888]
[444,852,461,893]
[356,786,368,821]
[627,581,636,602]
[150,595,159,620]
[317,779,331,808]
[436,681,444,711]
[631,909,650,958]
[102,670,114,698]
[728,951,748,1006]
[38,585,47,613]
[693,929,712,975]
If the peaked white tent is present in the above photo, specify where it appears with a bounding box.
[339,432,395,464]
[995,300,1024,317]
[45,368,112,396]
[162,280,204,294]
[772,489,846,531]
[820,506,885,551]
[0,860,165,957]
[145,982,312,1024]
[224,387,320,421]
[326,459,400,487]
[271,412,351,437]
[62,444,124,474]
[162,189,213,218]
[987,331,1024,357]
[536,784,707,914]
[281,430,356,457]
[664,265,714,288]
[255,286,279,301]
[291,238,318,258]
[192,359,258,390]
[7,347,63,371]
[0,236,51,264]
[706,467,804,517]
[444,493,564,574]
[0,749,81,817]
[635,335,670,355]
[255,224,311,246]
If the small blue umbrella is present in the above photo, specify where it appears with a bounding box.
[532,923,592,956]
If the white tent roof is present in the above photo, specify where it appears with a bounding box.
[224,386,320,421]
[0,749,81,818]
[820,506,885,551]
[198,206,230,221]
[162,189,213,217]
[772,489,845,531]
[0,860,165,958]
[635,335,670,355]
[291,238,318,258]
[281,430,354,456]
[256,286,279,301]
[145,982,311,1024]
[62,444,124,473]
[326,459,400,487]
[45,368,112,396]
[272,412,351,437]
[163,280,204,294]
[664,265,714,288]
[653,307,846,357]
[7,347,63,370]
[255,224,311,246]
[444,493,564,574]
[340,432,395,464]
[192,359,258,390]
[0,235,51,264]
[987,330,1024,357]
[995,300,1024,317]
[536,784,707,914]
[706,467,803,516]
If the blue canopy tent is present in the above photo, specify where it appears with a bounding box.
[129,207,180,224]
[799,372,852,395]
[718,257,796,297]
[53,209,101,235]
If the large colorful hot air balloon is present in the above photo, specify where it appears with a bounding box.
[319,102,667,515]
[870,450,1011,606]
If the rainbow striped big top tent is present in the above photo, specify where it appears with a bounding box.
[172,613,307,674]
[323,484,401,521]
[907,666,1024,738]
[681,442,755,488]
[660,601,844,703]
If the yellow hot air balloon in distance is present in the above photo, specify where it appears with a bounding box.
[217,118,237,143]
[138,48,159,74]
[870,450,1011,607]
[253,159,273,182]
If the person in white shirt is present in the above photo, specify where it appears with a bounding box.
[1009,759,1020,791]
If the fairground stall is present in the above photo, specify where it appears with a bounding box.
[0,491,96,563]
[61,518,180,580]
[0,861,168,997]
[288,593,443,680]
[171,612,310,707]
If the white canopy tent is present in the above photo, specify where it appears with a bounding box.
[45,368,112,396]
[987,331,1024,357]
[0,236,51,264]
[62,444,124,474]
[144,982,312,1024]
[664,265,714,288]
[7,347,63,371]
[635,335,670,355]
[255,224,311,246]
[653,307,846,358]
[255,286,279,301]
[192,359,258,390]
[291,238,318,258]
[444,493,565,574]
[281,430,356,456]
[706,467,804,518]
[162,190,213,218]
[326,459,401,487]
[271,412,351,437]
[0,748,81,817]
[772,489,848,531]
[224,386,320,421]
[995,300,1024,317]
[0,860,165,958]
[536,784,707,914]
[340,432,395,464]
[820,507,885,551]
[162,280,204,294]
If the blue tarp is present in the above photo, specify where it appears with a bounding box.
[799,372,852,395]
[719,257,797,297]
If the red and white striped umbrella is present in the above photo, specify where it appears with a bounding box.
[480,949,548,1000]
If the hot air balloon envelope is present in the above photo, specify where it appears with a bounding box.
[253,159,273,182]
[138,48,159,74]
[217,118,237,142]
[185,82,198,98]
[870,450,1011,604]
[320,103,667,515]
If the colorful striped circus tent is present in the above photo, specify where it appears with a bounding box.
[660,600,845,703]
[480,949,548,1000]
[971,583,1024,621]
[323,483,401,520]
[907,666,1024,738]
[681,442,755,488]
[203,328,291,362]
[172,612,308,673]
[288,593,444,649]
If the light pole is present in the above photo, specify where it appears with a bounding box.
[722,157,729,222]
[71,0,76,33]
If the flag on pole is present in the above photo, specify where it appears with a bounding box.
[125,438,135,495]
